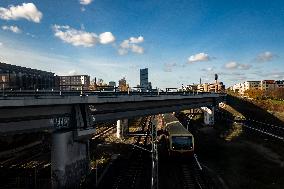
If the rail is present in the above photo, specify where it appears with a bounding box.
[217,111,284,142]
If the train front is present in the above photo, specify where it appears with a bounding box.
[169,134,194,157]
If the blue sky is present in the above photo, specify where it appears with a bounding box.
[0,0,284,88]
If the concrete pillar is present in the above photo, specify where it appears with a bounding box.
[116,119,128,139]
[202,107,215,125]
[51,131,90,188]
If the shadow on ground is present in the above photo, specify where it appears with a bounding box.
[227,95,284,126]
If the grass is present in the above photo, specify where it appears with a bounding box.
[269,99,284,105]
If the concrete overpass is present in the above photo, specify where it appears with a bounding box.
[0,91,225,133]
[0,91,226,188]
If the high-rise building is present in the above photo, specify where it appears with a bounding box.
[140,68,148,90]
[140,68,152,91]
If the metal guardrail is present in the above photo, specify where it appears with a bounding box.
[0,89,226,98]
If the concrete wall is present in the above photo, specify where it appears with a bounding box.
[51,131,89,188]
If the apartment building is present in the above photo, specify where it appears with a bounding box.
[59,75,90,91]
[0,62,58,90]
[244,81,260,91]
[260,80,277,91]
[276,80,284,88]
[232,80,284,95]
[197,82,225,92]
[232,81,260,95]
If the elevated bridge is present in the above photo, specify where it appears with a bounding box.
[0,91,225,134]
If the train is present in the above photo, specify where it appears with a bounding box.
[163,113,195,157]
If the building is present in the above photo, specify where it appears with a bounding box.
[276,80,284,88]
[232,83,243,93]
[260,80,276,91]
[109,81,116,87]
[243,81,261,93]
[59,75,90,91]
[232,81,260,95]
[118,77,128,92]
[216,82,225,92]
[197,83,209,92]
[97,81,116,91]
[140,68,152,91]
[186,84,198,92]
[0,62,58,90]
[231,80,284,95]
[197,82,225,93]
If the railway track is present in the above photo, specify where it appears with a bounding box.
[110,149,149,189]
[92,123,116,140]
[110,117,151,189]
[97,116,152,189]
[217,110,284,141]
[0,143,51,189]
[0,142,46,168]
[180,154,209,189]
[181,164,196,188]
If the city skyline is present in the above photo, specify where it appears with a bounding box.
[0,0,284,88]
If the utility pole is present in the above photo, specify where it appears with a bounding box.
[151,117,158,189]
[215,74,218,93]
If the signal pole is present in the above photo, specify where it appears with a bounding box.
[150,116,158,189]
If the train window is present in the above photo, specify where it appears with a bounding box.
[172,136,193,150]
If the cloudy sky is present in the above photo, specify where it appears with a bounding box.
[0,0,284,88]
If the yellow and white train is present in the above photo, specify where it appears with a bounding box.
[163,113,195,157]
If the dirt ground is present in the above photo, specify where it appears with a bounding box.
[194,119,284,189]
[272,111,284,123]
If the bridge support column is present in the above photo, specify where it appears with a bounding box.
[202,107,215,125]
[51,131,90,189]
[116,119,128,139]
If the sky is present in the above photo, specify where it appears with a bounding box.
[0,0,284,89]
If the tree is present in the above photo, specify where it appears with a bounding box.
[244,89,265,99]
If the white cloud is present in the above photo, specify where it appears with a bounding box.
[225,62,238,69]
[52,25,115,47]
[129,36,144,43]
[53,25,97,47]
[0,3,42,23]
[99,32,115,44]
[118,36,145,55]
[1,25,22,33]
[131,44,144,54]
[188,52,210,63]
[0,42,3,47]
[79,0,93,5]
[225,61,252,70]
[256,51,276,62]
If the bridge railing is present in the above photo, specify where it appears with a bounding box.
[0,89,226,98]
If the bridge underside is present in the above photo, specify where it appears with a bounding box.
[0,97,216,134]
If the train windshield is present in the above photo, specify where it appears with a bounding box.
[172,136,193,150]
